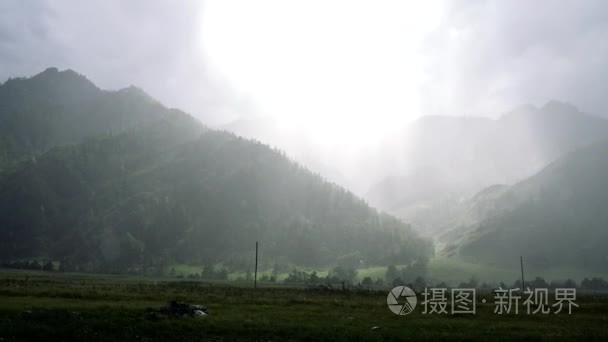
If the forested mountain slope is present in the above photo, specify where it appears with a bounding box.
[441,141,608,271]
[0,68,431,272]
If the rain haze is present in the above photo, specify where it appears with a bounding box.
[1,1,608,339]
[3,0,608,194]
[2,1,608,137]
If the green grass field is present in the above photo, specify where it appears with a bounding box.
[0,269,607,341]
[170,257,608,286]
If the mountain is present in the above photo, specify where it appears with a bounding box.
[221,115,371,195]
[440,140,608,271]
[0,68,431,272]
[367,102,608,235]
[223,102,608,237]
[0,67,199,174]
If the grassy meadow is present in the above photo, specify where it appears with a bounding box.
[0,269,607,341]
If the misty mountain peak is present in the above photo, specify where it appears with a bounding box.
[41,67,59,74]
[499,103,538,121]
[500,100,585,123]
[32,67,97,89]
[413,115,493,128]
[541,100,580,115]
[117,85,158,104]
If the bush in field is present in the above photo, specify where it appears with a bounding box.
[199,265,229,280]
[328,266,357,284]
[581,277,608,290]
[528,277,549,289]
[458,276,479,288]
[413,276,426,289]
[392,277,404,287]
[42,261,54,271]
[284,269,310,284]
[361,277,373,288]
[384,259,429,286]
[513,277,549,289]
[0,259,55,271]
[548,279,578,289]
[385,265,399,284]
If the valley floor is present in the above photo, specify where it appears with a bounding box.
[0,269,607,341]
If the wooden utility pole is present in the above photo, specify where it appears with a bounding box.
[520,256,525,289]
[254,241,259,289]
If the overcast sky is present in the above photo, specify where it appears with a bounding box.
[1,0,608,134]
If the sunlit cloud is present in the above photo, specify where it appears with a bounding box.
[200,0,445,146]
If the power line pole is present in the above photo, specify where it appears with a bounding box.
[254,241,258,289]
[520,256,525,289]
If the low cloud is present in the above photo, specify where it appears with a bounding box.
[0,0,240,125]
[420,0,608,117]
[1,0,608,125]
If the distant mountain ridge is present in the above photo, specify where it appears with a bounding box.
[367,101,608,235]
[222,99,608,237]
[438,140,608,271]
[0,67,202,172]
[0,68,431,272]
